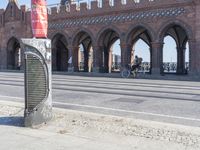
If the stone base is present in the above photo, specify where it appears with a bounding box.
[93,67,100,73]
[24,102,52,127]
[151,68,161,75]
[188,71,200,77]
[68,66,74,73]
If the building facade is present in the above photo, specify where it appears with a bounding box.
[0,0,200,76]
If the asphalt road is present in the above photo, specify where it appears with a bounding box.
[0,72,200,127]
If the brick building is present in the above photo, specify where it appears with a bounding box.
[0,0,200,76]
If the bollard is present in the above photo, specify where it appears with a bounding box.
[20,38,52,127]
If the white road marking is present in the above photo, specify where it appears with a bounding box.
[54,101,200,122]
[1,95,200,123]
[0,95,23,100]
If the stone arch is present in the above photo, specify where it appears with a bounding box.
[158,19,193,41]
[125,23,155,45]
[7,37,21,70]
[51,33,69,71]
[72,28,95,46]
[158,20,192,74]
[125,24,154,73]
[71,29,94,72]
[96,26,122,73]
[97,25,121,46]
[49,30,71,44]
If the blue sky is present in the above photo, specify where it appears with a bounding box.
[1,0,189,62]
[1,0,60,8]
[0,0,91,8]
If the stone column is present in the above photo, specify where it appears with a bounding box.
[93,45,103,73]
[84,49,89,72]
[103,48,109,73]
[131,45,135,64]
[151,42,163,75]
[120,43,130,72]
[0,47,7,70]
[72,46,79,72]
[88,48,93,72]
[189,40,200,75]
[193,1,200,75]
[177,46,186,74]
[108,49,113,73]
[20,47,25,71]
[51,47,57,71]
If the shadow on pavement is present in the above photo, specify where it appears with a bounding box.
[0,116,24,127]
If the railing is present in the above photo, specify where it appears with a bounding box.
[163,62,189,73]
[78,62,189,73]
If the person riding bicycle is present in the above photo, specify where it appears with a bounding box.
[131,55,142,71]
[121,55,143,78]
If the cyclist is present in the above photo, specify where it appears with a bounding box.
[131,56,143,76]
[121,56,142,78]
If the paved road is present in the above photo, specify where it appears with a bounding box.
[0,72,200,127]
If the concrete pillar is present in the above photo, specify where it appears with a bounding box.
[151,42,163,75]
[177,46,186,74]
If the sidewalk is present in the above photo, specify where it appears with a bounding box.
[0,100,200,150]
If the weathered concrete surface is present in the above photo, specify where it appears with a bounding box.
[0,100,199,150]
[0,72,200,127]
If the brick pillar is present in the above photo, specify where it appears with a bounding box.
[93,45,103,73]
[84,49,89,72]
[192,1,200,75]
[52,47,57,71]
[20,47,25,71]
[104,46,109,73]
[0,47,7,69]
[189,40,200,75]
[151,42,163,75]
[177,46,186,74]
[120,43,130,72]
[72,46,79,72]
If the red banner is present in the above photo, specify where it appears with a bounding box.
[31,0,48,38]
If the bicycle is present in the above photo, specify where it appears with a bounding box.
[121,64,140,78]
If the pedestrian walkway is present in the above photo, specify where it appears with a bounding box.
[0,100,200,150]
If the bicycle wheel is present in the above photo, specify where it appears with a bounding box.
[121,69,130,78]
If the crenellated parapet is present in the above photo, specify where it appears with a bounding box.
[0,1,29,27]
[48,0,193,18]
[48,0,193,30]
